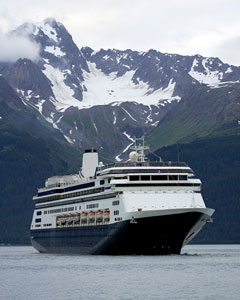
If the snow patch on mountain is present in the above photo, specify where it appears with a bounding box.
[208,80,240,89]
[93,123,98,132]
[41,61,181,111]
[37,21,59,42]
[121,107,137,122]
[35,99,46,113]
[63,134,75,144]
[123,131,135,142]
[42,64,81,111]
[45,46,65,57]
[113,111,117,124]
[115,139,134,162]
[189,58,223,85]
[81,62,179,108]
[225,67,233,74]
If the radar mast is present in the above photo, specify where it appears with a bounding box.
[130,137,149,162]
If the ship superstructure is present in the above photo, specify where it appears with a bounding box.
[30,138,214,254]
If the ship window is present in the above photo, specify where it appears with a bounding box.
[67,207,74,211]
[100,180,105,185]
[35,218,41,223]
[129,176,140,181]
[108,178,111,183]
[114,210,119,215]
[36,211,42,216]
[44,211,48,214]
[169,175,178,181]
[152,175,168,180]
[87,203,99,209]
[141,175,150,181]
[179,175,187,180]
[112,200,120,206]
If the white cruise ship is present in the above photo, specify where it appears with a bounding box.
[30,138,214,254]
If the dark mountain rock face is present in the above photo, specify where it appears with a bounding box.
[4,58,54,104]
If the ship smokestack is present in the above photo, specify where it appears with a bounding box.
[82,149,98,178]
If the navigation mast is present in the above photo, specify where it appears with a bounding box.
[130,137,149,162]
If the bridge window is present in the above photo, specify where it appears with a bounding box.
[129,176,140,181]
[169,175,178,181]
[179,175,187,180]
[141,175,150,181]
[152,175,168,181]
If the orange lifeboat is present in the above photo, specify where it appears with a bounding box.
[81,212,88,224]
[96,210,103,222]
[88,211,96,223]
[104,210,110,222]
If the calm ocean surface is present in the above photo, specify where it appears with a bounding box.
[1,245,240,300]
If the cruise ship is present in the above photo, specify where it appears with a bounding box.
[30,138,214,255]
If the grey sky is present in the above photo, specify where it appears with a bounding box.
[1,0,240,65]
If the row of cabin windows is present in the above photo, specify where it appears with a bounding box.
[129,175,187,181]
[40,206,76,216]
[36,202,101,218]
[86,203,99,209]
[36,200,119,219]
[37,187,104,203]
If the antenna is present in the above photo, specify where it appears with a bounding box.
[177,143,180,162]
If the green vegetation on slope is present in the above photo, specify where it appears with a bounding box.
[147,83,240,151]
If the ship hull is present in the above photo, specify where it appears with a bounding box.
[30,211,210,255]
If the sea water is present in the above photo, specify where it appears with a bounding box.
[1,245,240,300]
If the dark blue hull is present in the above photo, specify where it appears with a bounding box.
[30,212,209,255]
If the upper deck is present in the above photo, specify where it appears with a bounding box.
[96,161,194,176]
[96,161,188,172]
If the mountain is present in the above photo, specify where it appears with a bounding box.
[1,18,240,160]
[147,80,240,150]
[0,18,240,244]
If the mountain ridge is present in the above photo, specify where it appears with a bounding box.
[1,18,240,160]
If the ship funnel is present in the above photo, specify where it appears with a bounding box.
[82,149,98,178]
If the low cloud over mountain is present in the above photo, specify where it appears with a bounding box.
[0,29,39,63]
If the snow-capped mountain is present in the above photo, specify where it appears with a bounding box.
[1,18,240,160]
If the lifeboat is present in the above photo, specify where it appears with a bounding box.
[96,210,104,222]
[88,211,96,224]
[72,213,80,222]
[81,212,88,224]
[104,210,110,222]
[67,214,74,225]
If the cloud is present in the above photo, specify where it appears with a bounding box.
[214,36,240,66]
[0,30,40,63]
[1,0,240,65]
